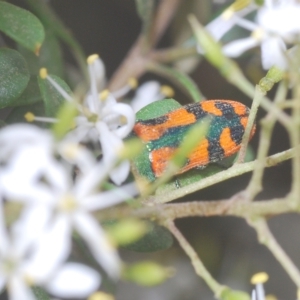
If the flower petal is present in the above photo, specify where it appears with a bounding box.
[12,205,51,257]
[97,122,130,185]
[23,214,71,282]
[46,263,100,298]
[207,4,257,41]
[83,182,138,211]
[108,160,130,186]
[109,103,135,138]
[74,212,121,279]
[9,276,36,300]
[131,81,162,112]
[223,37,260,57]
[261,37,287,70]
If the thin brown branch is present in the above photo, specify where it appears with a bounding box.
[166,220,228,298]
[150,0,182,46]
[108,0,182,91]
[249,218,300,288]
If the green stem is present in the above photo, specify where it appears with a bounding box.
[236,84,262,164]
[289,72,300,207]
[148,148,294,204]
[246,82,287,198]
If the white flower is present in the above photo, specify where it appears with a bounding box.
[0,204,100,300]
[130,81,174,113]
[0,124,138,279]
[39,54,135,185]
[222,0,300,69]
[197,1,257,54]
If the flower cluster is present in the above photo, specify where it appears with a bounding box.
[0,123,138,300]
[200,0,300,70]
[0,53,168,299]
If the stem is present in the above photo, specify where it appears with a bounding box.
[212,55,291,129]
[236,85,262,164]
[108,0,181,91]
[150,0,182,47]
[289,71,300,207]
[249,218,300,288]
[166,220,227,298]
[246,82,287,198]
[150,46,198,63]
[95,196,296,224]
[147,148,294,204]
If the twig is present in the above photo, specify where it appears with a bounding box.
[147,148,294,204]
[236,85,262,164]
[166,220,228,298]
[108,0,182,91]
[150,0,182,46]
[246,81,287,199]
[249,218,300,288]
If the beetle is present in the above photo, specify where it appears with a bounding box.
[131,99,256,182]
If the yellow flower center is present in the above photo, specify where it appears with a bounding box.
[58,194,78,212]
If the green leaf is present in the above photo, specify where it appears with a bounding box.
[0,48,30,108]
[39,30,64,78]
[17,30,64,78]
[10,77,41,107]
[38,73,72,117]
[123,261,173,286]
[149,64,205,102]
[6,102,45,125]
[124,222,173,252]
[32,286,50,300]
[52,101,77,139]
[0,1,45,53]
[220,288,250,300]
[26,0,88,81]
[136,98,182,120]
[105,219,149,246]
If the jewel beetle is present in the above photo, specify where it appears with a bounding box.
[131,99,256,182]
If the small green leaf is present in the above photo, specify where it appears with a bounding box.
[105,219,149,246]
[10,77,41,107]
[149,64,205,102]
[52,101,77,139]
[32,286,50,300]
[220,288,250,300]
[124,222,173,252]
[0,1,45,53]
[38,73,72,117]
[0,48,30,108]
[123,261,174,286]
[136,98,182,120]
